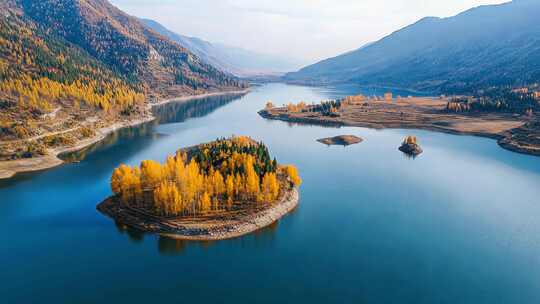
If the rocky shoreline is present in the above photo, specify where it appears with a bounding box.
[0,89,250,180]
[97,188,299,241]
[258,103,540,157]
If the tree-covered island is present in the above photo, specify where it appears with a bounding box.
[97,136,301,240]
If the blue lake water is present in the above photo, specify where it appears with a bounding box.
[2,83,540,303]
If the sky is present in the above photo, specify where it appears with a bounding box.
[110,0,509,65]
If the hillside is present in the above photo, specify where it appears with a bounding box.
[285,0,540,93]
[20,0,244,99]
[0,0,245,163]
[141,18,303,76]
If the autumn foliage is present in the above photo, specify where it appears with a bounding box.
[110,137,301,217]
[0,14,146,114]
[0,76,145,114]
[402,136,418,145]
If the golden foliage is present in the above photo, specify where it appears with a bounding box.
[446,101,471,112]
[110,137,300,217]
[111,164,142,204]
[287,101,307,113]
[0,76,144,113]
[403,136,418,145]
[343,95,366,105]
[261,172,280,202]
[284,165,302,187]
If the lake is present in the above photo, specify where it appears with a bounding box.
[2,83,540,303]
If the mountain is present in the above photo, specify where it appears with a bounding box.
[18,0,244,100]
[0,0,244,158]
[141,18,303,76]
[285,0,540,93]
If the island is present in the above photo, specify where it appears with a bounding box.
[399,136,423,156]
[259,90,540,156]
[317,135,363,146]
[97,136,302,240]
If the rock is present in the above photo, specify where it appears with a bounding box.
[317,135,363,146]
[399,143,423,156]
[399,135,422,156]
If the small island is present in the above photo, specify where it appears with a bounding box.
[317,135,363,146]
[259,90,540,156]
[97,136,301,240]
[399,136,423,156]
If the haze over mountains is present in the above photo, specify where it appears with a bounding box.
[285,0,540,93]
[141,19,304,77]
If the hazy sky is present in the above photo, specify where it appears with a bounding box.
[111,0,509,64]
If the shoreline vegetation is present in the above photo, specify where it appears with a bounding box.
[97,136,302,240]
[259,94,540,157]
[0,89,250,180]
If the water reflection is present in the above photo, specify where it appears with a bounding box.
[3,83,540,303]
[60,123,159,163]
[153,94,246,124]
[115,221,146,243]
[155,221,282,256]
[58,94,243,164]
[111,214,286,255]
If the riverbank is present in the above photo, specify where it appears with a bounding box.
[0,88,250,180]
[97,187,299,241]
[259,97,540,156]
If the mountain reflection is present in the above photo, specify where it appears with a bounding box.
[153,94,245,124]
[59,93,244,163]
[60,123,158,163]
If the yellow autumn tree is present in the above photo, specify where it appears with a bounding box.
[154,181,182,216]
[244,155,260,200]
[109,137,301,216]
[261,172,280,202]
[200,192,211,213]
[140,160,163,189]
[225,174,235,204]
[285,165,302,187]
[110,164,142,205]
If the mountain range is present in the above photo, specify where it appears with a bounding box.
[0,0,245,148]
[285,0,540,94]
[140,18,303,77]
[15,0,243,100]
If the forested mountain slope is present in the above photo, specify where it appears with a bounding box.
[20,0,243,99]
[0,0,244,161]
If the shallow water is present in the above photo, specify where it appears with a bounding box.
[2,83,540,303]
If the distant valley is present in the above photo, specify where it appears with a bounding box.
[141,18,304,77]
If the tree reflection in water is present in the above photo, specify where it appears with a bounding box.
[155,221,281,256]
[114,219,284,255]
[111,202,299,255]
[115,221,145,243]
[59,93,244,164]
[60,123,158,163]
[153,94,244,125]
